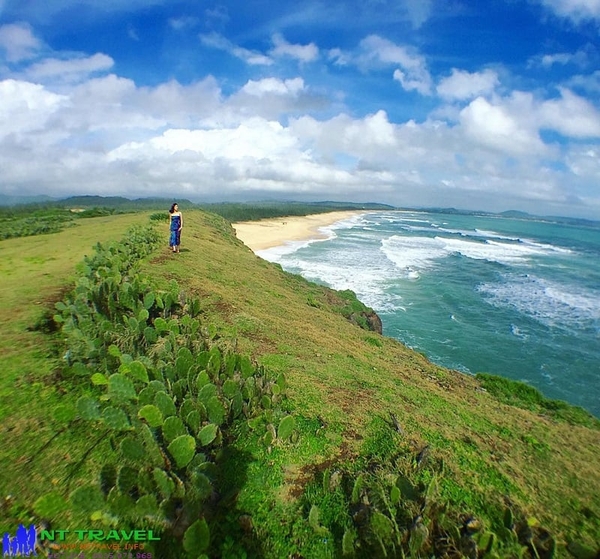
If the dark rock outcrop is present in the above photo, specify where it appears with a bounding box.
[347,309,383,334]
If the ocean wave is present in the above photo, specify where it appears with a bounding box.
[298,261,402,311]
[322,213,371,232]
[380,234,572,269]
[478,274,600,329]
[256,234,334,260]
[380,236,447,270]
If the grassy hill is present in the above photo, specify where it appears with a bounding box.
[1,209,598,558]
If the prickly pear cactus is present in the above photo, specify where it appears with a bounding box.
[43,225,294,557]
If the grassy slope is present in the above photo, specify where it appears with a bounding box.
[145,211,600,550]
[0,213,152,527]
[1,209,599,554]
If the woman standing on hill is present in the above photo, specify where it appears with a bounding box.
[169,203,183,253]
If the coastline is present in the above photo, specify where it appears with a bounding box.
[232,210,366,252]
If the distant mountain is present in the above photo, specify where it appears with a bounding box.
[60,195,193,208]
[500,210,531,218]
[245,199,396,210]
[0,194,56,206]
[543,214,600,229]
[307,200,396,210]
[412,207,491,216]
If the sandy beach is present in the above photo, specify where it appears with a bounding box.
[233,210,366,252]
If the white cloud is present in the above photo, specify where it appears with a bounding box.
[359,35,432,95]
[537,0,600,21]
[327,48,351,66]
[0,79,67,138]
[541,52,577,66]
[24,53,114,82]
[0,64,598,217]
[566,145,600,178]
[566,70,600,92]
[200,32,273,66]
[459,96,547,155]
[393,69,430,95]
[1,0,169,24]
[241,77,305,97]
[455,87,600,160]
[110,119,298,161]
[404,0,433,28]
[270,33,319,63]
[437,69,499,100]
[168,16,200,30]
[538,88,600,137]
[528,46,591,68]
[0,22,42,62]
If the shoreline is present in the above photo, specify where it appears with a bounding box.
[232,210,366,252]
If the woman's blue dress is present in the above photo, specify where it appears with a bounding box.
[169,214,181,247]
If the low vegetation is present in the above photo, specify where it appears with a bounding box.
[0,198,385,240]
[1,207,598,558]
[0,205,123,240]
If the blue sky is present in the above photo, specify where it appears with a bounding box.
[1,0,599,217]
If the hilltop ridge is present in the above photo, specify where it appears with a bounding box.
[0,208,598,558]
[146,209,600,555]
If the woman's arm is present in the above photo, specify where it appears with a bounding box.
[179,212,183,230]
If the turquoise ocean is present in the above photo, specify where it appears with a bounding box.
[257,210,600,417]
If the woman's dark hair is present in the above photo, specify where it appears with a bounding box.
[169,203,178,213]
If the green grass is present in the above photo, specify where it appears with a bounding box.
[145,210,600,554]
[1,208,599,557]
[476,373,600,428]
[0,212,153,532]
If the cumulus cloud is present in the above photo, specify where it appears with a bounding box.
[537,0,600,21]
[327,48,351,66]
[24,53,114,83]
[0,73,558,205]
[359,35,432,94]
[456,86,600,162]
[528,45,593,68]
[200,32,273,65]
[0,79,67,138]
[168,16,200,30]
[0,22,42,62]
[437,69,499,100]
[459,95,547,156]
[566,145,600,178]
[270,33,319,63]
[101,117,368,196]
[541,0,600,22]
[0,44,597,216]
[566,69,600,92]
[538,88,600,137]
[241,77,305,97]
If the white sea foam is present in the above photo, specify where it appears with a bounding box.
[380,236,448,270]
[518,238,572,254]
[261,211,600,415]
[445,238,547,263]
[474,228,520,240]
[323,213,370,232]
[256,235,332,260]
[290,231,415,311]
[380,234,572,270]
[479,274,600,329]
[291,256,401,311]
